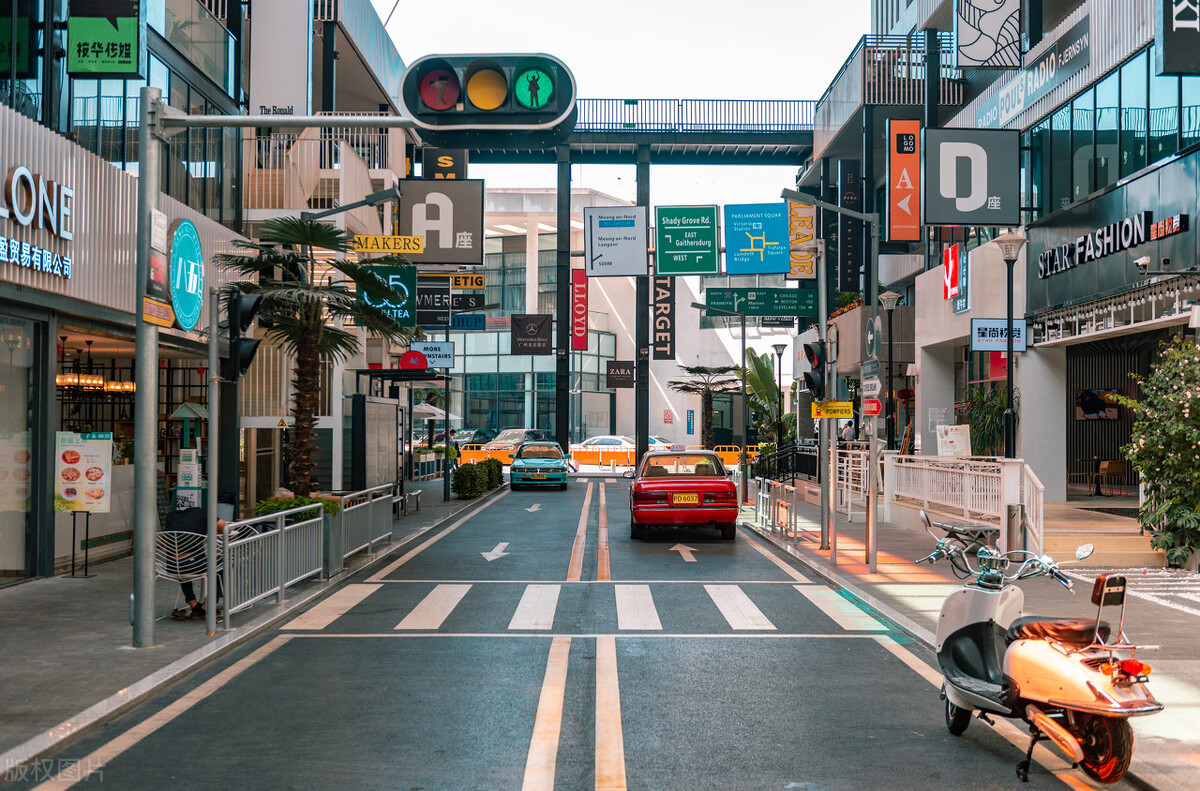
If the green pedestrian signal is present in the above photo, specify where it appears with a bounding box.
[514,65,553,110]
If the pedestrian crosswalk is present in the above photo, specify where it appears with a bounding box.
[1066,567,1200,618]
[285,581,891,634]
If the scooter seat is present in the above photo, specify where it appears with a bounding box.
[1005,616,1110,648]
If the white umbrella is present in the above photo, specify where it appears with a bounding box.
[412,402,461,421]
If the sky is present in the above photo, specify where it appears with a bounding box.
[370,0,872,208]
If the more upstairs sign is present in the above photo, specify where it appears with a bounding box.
[1038,211,1189,278]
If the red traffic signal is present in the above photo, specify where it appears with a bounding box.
[803,342,826,401]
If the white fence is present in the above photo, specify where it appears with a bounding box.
[339,485,395,559]
[222,502,325,629]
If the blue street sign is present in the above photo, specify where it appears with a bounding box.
[687,409,695,435]
[452,314,485,331]
[723,203,789,274]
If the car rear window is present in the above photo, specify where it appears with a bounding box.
[516,444,563,460]
[640,455,724,476]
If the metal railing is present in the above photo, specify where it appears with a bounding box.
[890,456,1005,524]
[1020,464,1045,556]
[222,502,325,630]
[575,98,816,133]
[339,485,395,559]
[750,442,819,480]
[837,448,869,521]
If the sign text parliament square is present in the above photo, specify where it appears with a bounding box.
[655,206,719,276]
[722,203,789,275]
[584,206,648,277]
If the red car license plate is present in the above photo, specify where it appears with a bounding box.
[672,492,699,505]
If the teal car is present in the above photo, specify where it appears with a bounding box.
[510,442,570,490]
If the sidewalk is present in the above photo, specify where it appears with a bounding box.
[739,499,1200,791]
[0,488,491,781]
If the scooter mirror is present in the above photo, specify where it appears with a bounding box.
[919,509,933,535]
[1076,542,1095,561]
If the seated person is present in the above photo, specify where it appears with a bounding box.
[165,507,229,620]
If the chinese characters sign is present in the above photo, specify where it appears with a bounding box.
[54,432,112,513]
[67,0,147,78]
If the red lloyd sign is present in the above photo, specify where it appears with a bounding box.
[652,276,674,360]
[571,269,588,351]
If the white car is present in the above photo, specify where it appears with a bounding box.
[577,435,635,448]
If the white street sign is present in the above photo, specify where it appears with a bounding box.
[411,341,454,368]
[584,206,648,277]
[862,377,882,398]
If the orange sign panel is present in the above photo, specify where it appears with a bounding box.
[887,119,921,242]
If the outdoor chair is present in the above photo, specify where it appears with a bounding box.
[1097,460,1127,495]
[154,530,223,619]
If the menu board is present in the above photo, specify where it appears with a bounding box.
[935,425,973,458]
[54,432,113,513]
[0,431,33,512]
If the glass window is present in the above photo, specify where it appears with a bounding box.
[1149,48,1179,164]
[535,373,555,389]
[1029,118,1050,218]
[1095,71,1120,189]
[1050,104,1072,212]
[467,374,496,391]
[0,317,35,583]
[1184,76,1200,149]
[599,334,615,357]
[1071,89,1094,201]
[1121,50,1148,177]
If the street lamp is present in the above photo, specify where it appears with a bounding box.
[691,301,750,504]
[992,229,1028,459]
[878,290,901,451]
[771,343,787,447]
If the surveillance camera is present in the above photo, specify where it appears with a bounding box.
[1135,256,1151,274]
[1162,257,1172,270]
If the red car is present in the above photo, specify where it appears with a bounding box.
[626,450,739,540]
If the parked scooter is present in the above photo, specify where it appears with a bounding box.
[916,510,1163,784]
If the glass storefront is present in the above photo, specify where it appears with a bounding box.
[0,316,35,584]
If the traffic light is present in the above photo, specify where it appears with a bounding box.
[399,54,577,146]
[803,342,826,401]
[222,291,262,380]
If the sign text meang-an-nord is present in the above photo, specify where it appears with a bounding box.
[0,163,75,279]
[1038,211,1189,278]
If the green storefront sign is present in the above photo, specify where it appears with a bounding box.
[704,287,816,316]
[67,0,147,78]
[361,265,418,327]
[655,205,719,276]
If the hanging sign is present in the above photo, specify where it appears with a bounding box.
[571,269,588,351]
[168,219,204,332]
[584,206,648,277]
[511,314,552,355]
[362,265,417,327]
[786,200,817,280]
[606,361,635,388]
[67,0,148,78]
[655,206,719,276]
[887,119,921,242]
[723,203,789,274]
[652,276,675,360]
[54,432,112,513]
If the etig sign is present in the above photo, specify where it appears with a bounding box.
[922,128,1020,226]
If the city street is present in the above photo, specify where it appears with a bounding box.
[8,481,1138,790]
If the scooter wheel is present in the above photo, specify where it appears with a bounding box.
[1077,714,1133,784]
[945,697,971,736]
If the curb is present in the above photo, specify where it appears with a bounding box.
[0,489,505,782]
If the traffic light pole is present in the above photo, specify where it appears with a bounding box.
[635,147,650,466]
[555,147,571,452]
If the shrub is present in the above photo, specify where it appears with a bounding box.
[452,463,486,498]
[481,457,503,488]
[253,495,339,523]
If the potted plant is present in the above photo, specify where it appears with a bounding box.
[1112,335,1200,569]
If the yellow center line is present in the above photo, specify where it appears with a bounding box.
[566,482,594,582]
[595,635,627,790]
[520,636,572,791]
[597,483,611,581]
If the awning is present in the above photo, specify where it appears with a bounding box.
[412,402,460,421]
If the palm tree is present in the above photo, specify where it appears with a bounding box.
[216,217,420,497]
[739,348,783,442]
[667,364,741,448]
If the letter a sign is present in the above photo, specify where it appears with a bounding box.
[887,119,921,241]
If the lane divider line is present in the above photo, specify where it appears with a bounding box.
[520,636,572,791]
[566,482,594,582]
[794,586,888,632]
[614,584,662,630]
[395,584,472,630]
[283,583,383,630]
[509,584,562,631]
[736,529,813,583]
[595,636,627,790]
[366,490,509,582]
[33,636,293,791]
[704,584,776,630]
[597,484,611,582]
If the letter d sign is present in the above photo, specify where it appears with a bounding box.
[939,142,987,212]
[923,128,1019,226]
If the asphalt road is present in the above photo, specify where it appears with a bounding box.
[11,481,1139,790]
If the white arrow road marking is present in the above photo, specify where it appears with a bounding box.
[482,542,510,561]
[525,503,542,512]
[669,543,698,562]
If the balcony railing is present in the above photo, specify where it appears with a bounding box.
[574,98,815,133]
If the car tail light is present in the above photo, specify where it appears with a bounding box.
[705,491,737,505]
[632,490,667,504]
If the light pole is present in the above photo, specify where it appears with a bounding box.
[691,301,750,504]
[992,230,1027,459]
[878,291,901,451]
[772,343,787,447]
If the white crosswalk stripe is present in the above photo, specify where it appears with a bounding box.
[395,584,472,630]
[509,584,562,630]
[614,584,663,630]
[1066,568,1200,618]
[704,584,776,630]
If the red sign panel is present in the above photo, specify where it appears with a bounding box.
[943,243,961,300]
[887,119,921,242]
[863,398,883,416]
[663,410,674,424]
[571,269,588,351]
[398,350,428,369]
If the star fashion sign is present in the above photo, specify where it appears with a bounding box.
[1037,211,1189,278]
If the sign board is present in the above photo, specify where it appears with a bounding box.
[936,424,973,457]
[861,359,880,379]
[511,314,552,355]
[838,159,863,292]
[168,219,204,332]
[395,180,484,265]
[54,432,112,513]
[353,235,425,255]
[451,293,485,311]
[362,265,418,327]
[812,401,853,419]
[760,316,794,328]
[419,272,485,290]
[863,314,882,361]
[786,200,817,280]
[571,269,588,351]
[67,0,147,78]
[584,206,648,277]
[421,147,468,179]
[928,406,948,432]
[971,318,1028,352]
[923,128,1020,226]
[887,119,922,242]
[687,409,695,435]
[955,0,1021,68]
[862,376,881,398]
[411,341,454,368]
[652,276,675,360]
[663,410,674,424]
[723,203,789,274]
[416,276,451,326]
[399,350,428,369]
[606,360,635,388]
[705,288,816,316]
[863,398,883,416]
[942,243,962,300]
[975,17,1091,127]
[451,313,485,331]
[655,206,719,276]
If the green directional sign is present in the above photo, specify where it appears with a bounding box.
[655,205,719,276]
[704,287,817,316]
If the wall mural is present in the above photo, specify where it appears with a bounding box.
[955,0,1022,69]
